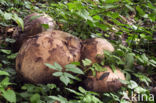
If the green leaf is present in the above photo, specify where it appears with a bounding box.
[0,49,11,54]
[134,73,151,86]
[65,64,84,74]
[125,53,134,69]
[78,87,86,94]
[134,87,147,93]
[128,80,138,89]
[2,89,16,103]
[49,95,67,103]
[30,15,41,21]
[3,12,12,20]
[110,64,116,73]
[82,58,92,66]
[41,24,49,29]
[30,93,40,103]
[77,9,93,21]
[136,6,145,16]
[12,13,24,31]
[0,70,9,76]
[5,38,16,43]
[47,84,56,90]
[66,88,83,96]
[60,75,70,86]
[45,63,57,70]
[64,72,76,80]
[54,62,63,71]
[7,53,17,59]
[53,72,63,77]
[104,0,119,3]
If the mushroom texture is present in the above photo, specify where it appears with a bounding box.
[13,13,56,50]
[81,38,114,63]
[16,30,81,83]
[84,66,125,93]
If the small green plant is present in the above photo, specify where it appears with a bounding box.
[0,70,16,103]
[45,62,84,86]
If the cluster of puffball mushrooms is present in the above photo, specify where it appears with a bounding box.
[13,13,125,93]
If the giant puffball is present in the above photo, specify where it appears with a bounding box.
[13,13,56,50]
[84,66,125,92]
[81,38,114,63]
[16,30,81,83]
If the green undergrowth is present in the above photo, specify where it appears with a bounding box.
[0,0,156,103]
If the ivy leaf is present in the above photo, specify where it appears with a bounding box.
[2,89,16,103]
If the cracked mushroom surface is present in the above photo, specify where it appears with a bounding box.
[81,38,114,63]
[84,66,125,92]
[16,30,81,83]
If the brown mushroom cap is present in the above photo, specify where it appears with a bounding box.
[81,38,114,63]
[13,13,56,50]
[16,30,81,83]
[84,66,125,92]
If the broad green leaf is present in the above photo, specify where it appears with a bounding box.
[45,63,57,70]
[49,95,67,103]
[2,89,16,103]
[77,9,93,21]
[3,12,12,20]
[136,6,145,16]
[134,87,147,93]
[30,93,40,103]
[134,73,151,86]
[7,53,17,59]
[82,59,92,66]
[66,88,83,96]
[64,72,76,80]
[128,80,138,89]
[53,72,63,77]
[111,65,116,73]
[60,75,70,86]
[0,49,11,54]
[66,67,84,74]
[54,62,63,71]
[92,63,106,72]
[0,70,9,76]
[78,87,86,94]
[47,84,56,90]
[5,38,16,43]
